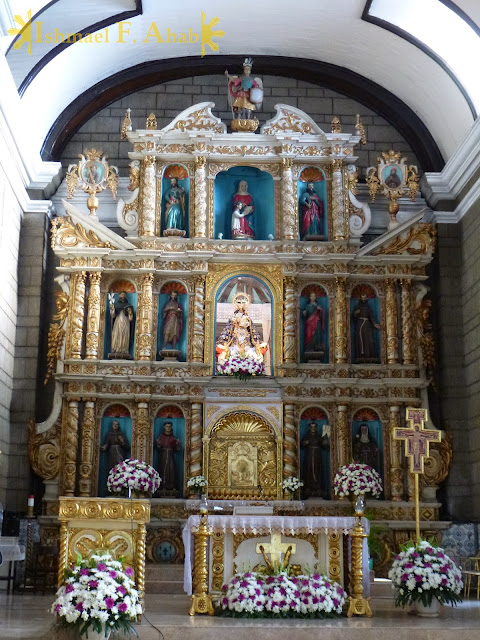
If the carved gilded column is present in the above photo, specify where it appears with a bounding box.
[62,399,79,496]
[140,155,156,236]
[281,157,297,240]
[85,272,102,359]
[66,271,86,359]
[134,402,150,463]
[78,400,96,496]
[385,279,399,364]
[190,403,203,477]
[283,276,296,363]
[332,159,346,240]
[192,276,206,362]
[194,156,207,238]
[400,279,416,365]
[334,277,348,363]
[336,404,350,469]
[389,405,403,501]
[136,273,154,361]
[283,404,297,482]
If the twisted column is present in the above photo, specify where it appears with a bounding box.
[190,403,203,478]
[66,271,86,359]
[401,279,416,365]
[336,404,350,469]
[283,276,296,363]
[58,522,68,587]
[85,272,102,359]
[194,156,207,238]
[334,277,348,363]
[136,522,147,608]
[283,404,297,484]
[389,405,403,501]
[192,276,206,362]
[78,400,95,496]
[140,155,156,236]
[134,402,150,462]
[281,157,297,240]
[62,399,79,496]
[332,159,346,240]
[385,279,399,364]
[136,273,154,361]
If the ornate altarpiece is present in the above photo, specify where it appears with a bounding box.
[29,102,451,577]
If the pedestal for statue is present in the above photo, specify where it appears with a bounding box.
[304,349,325,363]
[159,348,181,361]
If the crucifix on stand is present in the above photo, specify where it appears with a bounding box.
[394,408,441,543]
[256,533,296,572]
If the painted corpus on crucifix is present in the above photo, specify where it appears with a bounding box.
[256,532,296,571]
[394,408,441,473]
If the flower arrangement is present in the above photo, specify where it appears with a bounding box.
[217,355,265,381]
[281,477,304,494]
[187,475,208,492]
[51,553,141,638]
[333,463,383,499]
[220,571,346,618]
[388,540,463,608]
[107,458,161,496]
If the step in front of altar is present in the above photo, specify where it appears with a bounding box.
[145,563,185,594]
[370,577,395,600]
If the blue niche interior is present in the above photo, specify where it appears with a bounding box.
[299,289,329,363]
[156,288,188,362]
[299,415,331,499]
[297,171,328,240]
[160,166,190,237]
[214,166,275,240]
[103,291,137,359]
[352,418,384,491]
[350,293,381,363]
[153,414,185,497]
[98,414,132,497]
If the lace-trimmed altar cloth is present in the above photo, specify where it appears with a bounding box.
[0,537,25,564]
[182,514,369,595]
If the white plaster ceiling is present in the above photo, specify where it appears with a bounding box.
[2,0,479,162]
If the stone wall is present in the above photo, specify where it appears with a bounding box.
[60,75,419,177]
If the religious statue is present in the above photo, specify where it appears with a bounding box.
[225,57,263,130]
[216,293,266,366]
[108,291,134,359]
[352,293,381,363]
[302,291,325,362]
[300,182,324,240]
[101,421,129,473]
[353,423,380,475]
[231,180,255,239]
[155,422,180,494]
[301,422,330,498]
[164,177,186,237]
[159,291,183,360]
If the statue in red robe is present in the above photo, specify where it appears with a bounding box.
[300,182,324,240]
[231,180,255,239]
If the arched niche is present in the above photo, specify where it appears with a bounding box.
[299,407,331,499]
[214,165,275,240]
[157,281,188,362]
[298,166,328,240]
[205,411,281,500]
[153,405,185,498]
[352,407,384,493]
[299,284,329,363]
[214,275,273,375]
[350,283,381,364]
[160,163,190,237]
[98,404,132,497]
[103,279,137,360]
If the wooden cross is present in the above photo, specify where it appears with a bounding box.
[256,532,296,568]
[394,408,441,542]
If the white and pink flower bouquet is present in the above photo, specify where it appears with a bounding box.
[107,458,161,497]
[51,552,141,638]
[281,476,304,495]
[333,463,383,499]
[217,355,265,381]
[388,540,463,608]
[220,571,346,618]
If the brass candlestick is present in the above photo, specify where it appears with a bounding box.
[189,511,214,616]
[347,498,373,618]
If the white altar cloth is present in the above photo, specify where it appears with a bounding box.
[182,515,369,595]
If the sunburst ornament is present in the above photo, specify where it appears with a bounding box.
[299,167,324,183]
[160,282,187,295]
[164,164,188,180]
[66,148,119,216]
[200,12,225,57]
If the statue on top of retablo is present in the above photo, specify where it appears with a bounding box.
[225,57,263,132]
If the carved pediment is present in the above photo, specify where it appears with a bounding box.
[162,102,227,134]
[261,105,326,136]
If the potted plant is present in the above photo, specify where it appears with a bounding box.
[187,475,208,498]
[51,552,141,638]
[388,540,463,616]
[107,458,161,498]
[333,463,383,502]
[281,476,304,500]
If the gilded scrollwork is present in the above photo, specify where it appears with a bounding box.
[28,417,61,480]
[45,287,69,384]
[424,431,452,487]
[378,224,436,256]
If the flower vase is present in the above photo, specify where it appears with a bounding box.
[415,597,441,617]
[84,625,112,639]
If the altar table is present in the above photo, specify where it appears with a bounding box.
[182,515,369,595]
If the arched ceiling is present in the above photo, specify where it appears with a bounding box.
[2,0,479,165]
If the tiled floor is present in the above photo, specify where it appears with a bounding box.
[0,593,479,639]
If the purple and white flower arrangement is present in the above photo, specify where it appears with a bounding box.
[333,463,383,499]
[51,553,141,637]
[107,458,161,496]
[217,355,265,380]
[220,571,346,618]
[388,540,463,608]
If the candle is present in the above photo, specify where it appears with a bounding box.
[28,495,34,507]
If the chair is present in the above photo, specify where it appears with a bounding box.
[461,555,480,599]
